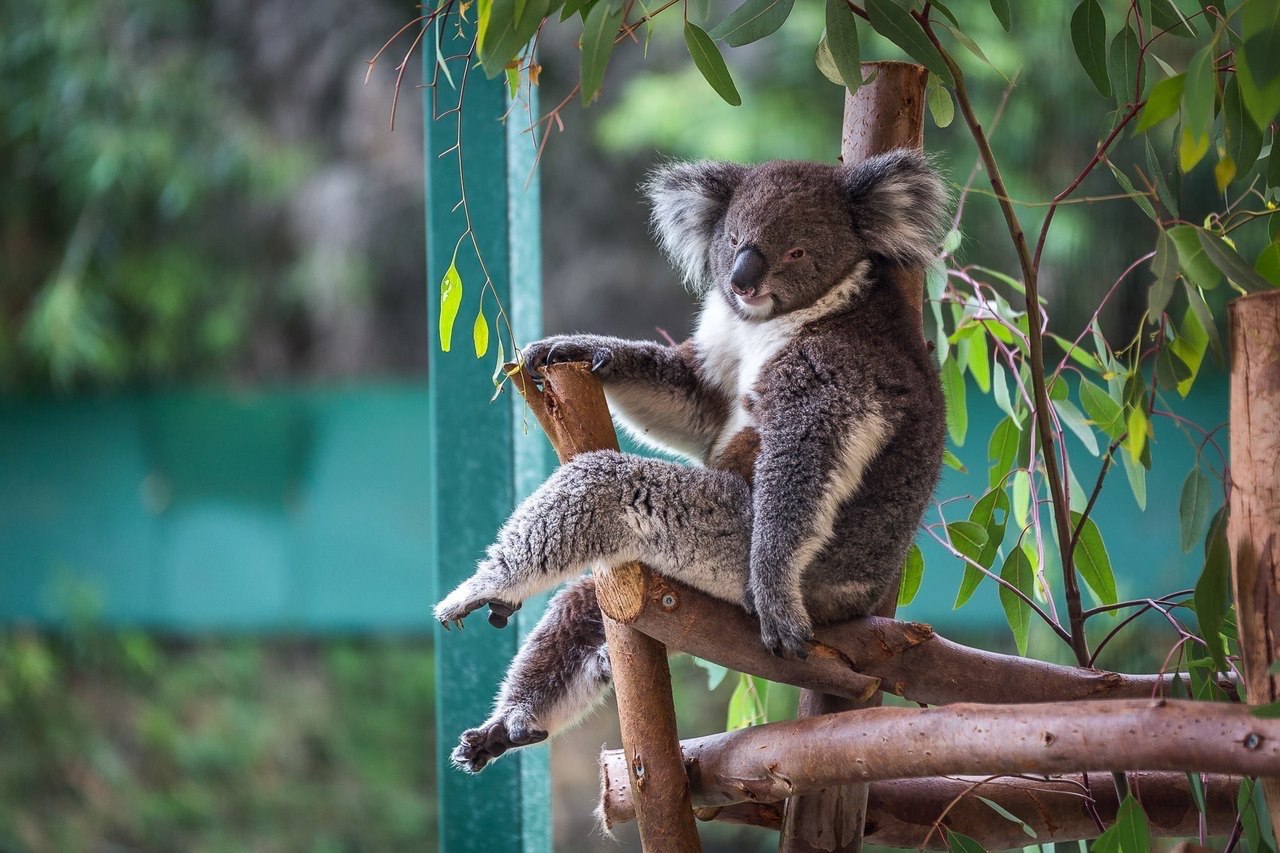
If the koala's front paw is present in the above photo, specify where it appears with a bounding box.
[451,713,548,773]
[754,594,814,659]
[522,337,613,379]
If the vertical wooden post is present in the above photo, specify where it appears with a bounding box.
[778,60,927,853]
[512,363,703,853]
[1228,289,1280,841]
[425,22,552,853]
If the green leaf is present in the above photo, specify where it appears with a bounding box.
[1148,228,1178,323]
[1179,45,1215,172]
[689,656,729,690]
[1183,279,1223,366]
[998,547,1035,656]
[1054,398,1100,456]
[1170,300,1209,397]
[978,796,1036,837]
[1145,136,1180,216]
[1239,776,1280,853]
[988,0,1010,31]
[949,520,989,609]
[969,487,1009,571]
[685,23,742,106]
[1107,24,1142,104]
[865,0,954,86]
[580,0,625,104]
[1107,161,1157,221]
[439,261,463,352]
[1252,702,1280,719]
[473,310,490,358]
[1071,0,1111,98]
[1079,378,1124,440]
[1168,225,1222,291]
[946,831,986,853]
[1122,436,1148,509]
[1195,509,1231,673]
[825,0,863,93]
[1070,512,1119,608]
[898,542,924,606]
[927,75,955,128]
[726,672,766,730]
[1137,73,1184,132]
[1048,333,1104,373]
[1238,0,1280,128]
[943,448,967,473]
[1149,0,1197,37]
[1124,404,1148,466]
[1092,795,1152,853]
[991,360,1018,423]
[478,0,550,78]
[988,416,1020,489]
[942,357,967,446]
[962,326,989,392]
[710,0,795,47]
[1224,75,1264,181]
[1198,230,1277,293]
[1257,241,1280,285]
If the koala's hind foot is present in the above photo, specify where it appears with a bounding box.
[452,577,612,773]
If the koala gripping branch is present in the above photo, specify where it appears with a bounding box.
[511,361,703,853]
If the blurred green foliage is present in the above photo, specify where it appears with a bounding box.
[0,0,311,390]
[0,628,436,851]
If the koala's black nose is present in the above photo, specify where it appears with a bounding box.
[731,246,767,295]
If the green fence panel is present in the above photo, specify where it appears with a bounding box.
[424,20,552,853]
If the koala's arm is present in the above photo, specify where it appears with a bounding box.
[523,334,727,459]
[747,389,893,657]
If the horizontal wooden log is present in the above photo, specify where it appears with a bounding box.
[623,572,1233,705]
[675,773,1239,848]
[598,699,1278,815]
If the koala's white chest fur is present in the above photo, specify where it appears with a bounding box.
[695,295,794,462]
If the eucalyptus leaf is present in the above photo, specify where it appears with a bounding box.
[1107,24,1142,105]
[1195,509,1231,672]
[1179,45,1214,172]
[579,0,625,104]
[898,542,924,607]
[1136,73,1184,132]
[942,357,967,446]
[988,0,1010,31]
[710,0,795,48]
[866,0,953,85]
[1147,228,1178,323]
[998,548,1035,656]
[685,22,742,106]
[1092,795,1152,853]
[1070,513,1119,608]
[439,261,463,352]
[1071,0,1111,98]
[1198,230,1277,293]
[824,0,863,93]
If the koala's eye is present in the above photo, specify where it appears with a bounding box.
[786,247,806,260]
[728,233,740,247]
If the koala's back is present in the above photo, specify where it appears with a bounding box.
[750,276,945,622]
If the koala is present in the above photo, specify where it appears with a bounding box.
[434,149,948,773]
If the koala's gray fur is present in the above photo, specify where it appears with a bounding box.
[435,149,948,773]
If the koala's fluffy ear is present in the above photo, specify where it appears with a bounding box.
[644,161,747,290]
[841,149,948,269]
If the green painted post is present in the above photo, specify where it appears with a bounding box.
[424,22,551,853]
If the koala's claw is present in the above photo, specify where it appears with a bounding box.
[451,716,548,774]
[754,599,814,660]
[522,338,613,380]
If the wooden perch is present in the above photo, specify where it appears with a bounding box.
[599,699,1279,815]
[1229,289,1280,838]
[607,773,1238,848]
[512,362,701,852]
[610,569,1231,705]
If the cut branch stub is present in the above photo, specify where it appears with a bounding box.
[1228,289,1280,839]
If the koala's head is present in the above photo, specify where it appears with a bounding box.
[644,150,946,321]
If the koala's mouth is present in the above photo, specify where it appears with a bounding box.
[735,290,774,311]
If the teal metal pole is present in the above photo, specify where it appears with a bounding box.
[424,19,551,853]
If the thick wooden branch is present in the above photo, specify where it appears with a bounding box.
[664,774,1238,848]
[1229,289,1280,838]
[512,362,702,852]
[598,699,1278,816]
[618,571,1230,705]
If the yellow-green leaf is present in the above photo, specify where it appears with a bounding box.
[473,310,490,358]
[897,542,924,607]
[439,262,463,352]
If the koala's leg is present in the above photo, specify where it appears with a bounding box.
[451,576,610,773]
[434,450,752,627]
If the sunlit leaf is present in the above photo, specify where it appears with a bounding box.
[942,357,967,445]
[439,261,463,352]
[1168,225,1221,291]
[1136,73,1184,132]
[927,75,955,128]
[988,416,1020,489]
[943,448,967,473]
[1124,404,1148,466]
[1179,45,1214,172]
[1053,399,1100,456]
[1079,378,1124,440]
[1092,795,1152,853]
[473,309,490,358]
[949,520,989,609]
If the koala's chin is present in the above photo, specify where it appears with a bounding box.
[725,284,778,321]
